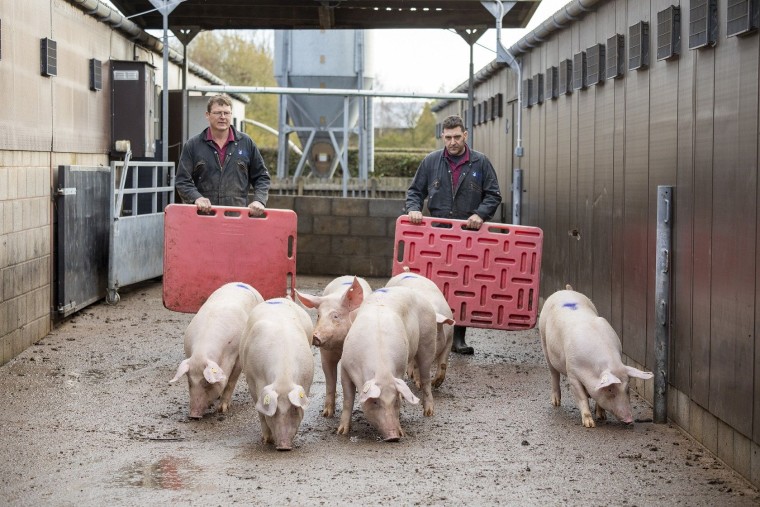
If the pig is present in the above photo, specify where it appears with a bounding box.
[239,297,315,450]
[538,285,654,427]
[169,282,264,419]
[385,271,456,388]
[294,275,372,417]
[337,286,445,440]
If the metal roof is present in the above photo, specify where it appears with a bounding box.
[107,0,541,31]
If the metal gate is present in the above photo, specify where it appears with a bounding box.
[107,160,175,303]
[54,162,174,317]
[55,166,111,318]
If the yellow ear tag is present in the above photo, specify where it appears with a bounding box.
[299,391,305,398]
[211,368,218,374]
[363,384,370,393]
[264,394,271,405]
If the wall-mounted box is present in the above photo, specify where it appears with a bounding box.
[111,61,156,158]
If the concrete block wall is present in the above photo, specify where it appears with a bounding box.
[267,195,405,278]
[0,151,52,366]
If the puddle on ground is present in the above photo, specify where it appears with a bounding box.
[115,456,203,490]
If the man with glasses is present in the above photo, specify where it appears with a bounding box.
[176,94,270,216]
[404,114,502,355]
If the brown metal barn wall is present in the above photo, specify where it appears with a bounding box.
[591,3,616,322]
[543,37,560,299]
[709,13,758,438]
[443,0,760,445]
[673,6,696,401]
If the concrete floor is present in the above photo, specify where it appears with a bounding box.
[1,277,758,506]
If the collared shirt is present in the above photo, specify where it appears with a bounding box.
[444,145,470,189]
[205,127,235,167]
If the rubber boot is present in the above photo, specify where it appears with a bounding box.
[451,325,474,355]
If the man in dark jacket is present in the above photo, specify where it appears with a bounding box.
[405,114,502,354]
[176,94,270,215]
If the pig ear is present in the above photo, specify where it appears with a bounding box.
[625,366,654,380]
[342,277,365,311]
[597,371,622,389]
[359,379,382,403]
[256,385,278,416]
[288,386,310,409]
[169,359,190,383]
[203,361,227,384]
[295,290,321,309]
[436,312,455,326]
[394,378,420,405]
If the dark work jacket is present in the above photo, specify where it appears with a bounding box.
[175,126,270,207]
[405,146,502,221]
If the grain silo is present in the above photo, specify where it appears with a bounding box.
[274,30,374,179]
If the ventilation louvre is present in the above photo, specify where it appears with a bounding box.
[727,0,759,36]
[90,58,102,91]
[559,59,573,95]
[532,73,544,105]
[586,44,605,86]
[545,66,558,99]
[40,37,57,77]
[522,78,533,108]
[573,51,587,90]
[493,93,503,118]
[606,34,624,79]
[690,0,718,48]
[482,100,489,123]
[657,6,681,61]
[629,21,649,70]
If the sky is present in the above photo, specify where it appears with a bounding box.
[369,0,569,94]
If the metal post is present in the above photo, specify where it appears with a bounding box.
[468,42,475,146]
[161,11,169,162]
[512,168,522,225]
[342,96,349,197]
[654,185,673,424]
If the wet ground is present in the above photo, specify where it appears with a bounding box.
[1,276,758,506]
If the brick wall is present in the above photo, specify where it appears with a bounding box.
[0,152,52,365]
[267,195,405,278]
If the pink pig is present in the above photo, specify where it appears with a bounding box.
[294,275,371,417]
[239,298,314,451]
[385,271,455,388]
[169,282,264,419]
[337,286,448,440]
[539,285,653,427]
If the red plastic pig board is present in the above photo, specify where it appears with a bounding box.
[163,204,297,313]
[392,216,543,330]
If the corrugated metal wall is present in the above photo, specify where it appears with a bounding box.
[438,0,760,444]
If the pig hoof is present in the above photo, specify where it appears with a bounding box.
[582,415,596,428]
[551,396,561,407]
[322,407,334,417]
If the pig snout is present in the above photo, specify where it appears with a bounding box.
[382,431,401,442]
[312,334,323,347]
[276,442,293,451]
